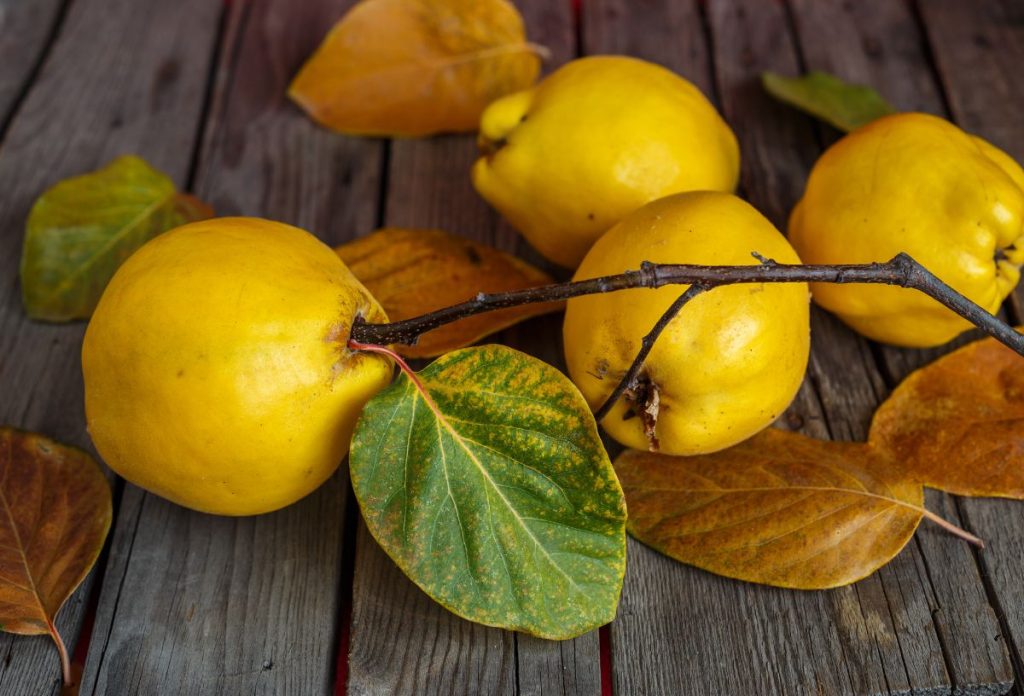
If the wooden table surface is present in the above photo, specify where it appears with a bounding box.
[1,0,1022,694]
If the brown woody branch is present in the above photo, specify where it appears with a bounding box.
[349,253,1024,420]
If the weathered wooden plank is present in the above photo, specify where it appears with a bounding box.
[710,1,1016,692]
[588,0,1010,693]
[0,0,222,693]
[346,2,593,694]
[917,0,1024,161]
[915,0,1024,682]
[0,0,65,126]
[914,0,1024,330]
[79,1,383,695]
[583,2,859,694]
[787,2,1015,691]
[346,140,521,696]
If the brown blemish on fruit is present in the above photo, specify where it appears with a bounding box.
[624,373,661,451]
[587,358,610,380]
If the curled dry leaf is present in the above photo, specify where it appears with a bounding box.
[762,70,896,132]
[20,155,213,322]
[0,428,112,685]
[338,228,561,357]
[870,333,1024,498]
[350,345,626,639]
[615,429,928,589]
[288,0,544,137]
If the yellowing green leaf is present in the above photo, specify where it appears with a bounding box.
[0,428,112,685]
[20,155,213,322]
[288,0,545,137]
[762,70,896,132]
[870,332,1024,499]
[615,429,924,589]
[350,345,626,638]
[337,228,561,357]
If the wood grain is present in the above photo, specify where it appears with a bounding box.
[78,1,382,695]
[345,2,594,694]
[0,0,222,693]
[916,0,1024,683]
[0,0,1020,694]
[590,0,1013,693]
[715,0,1013,690]
[586,3,854,693]
[789,1,1018,689]
[0,0,65,128]
[718,0,1015,690]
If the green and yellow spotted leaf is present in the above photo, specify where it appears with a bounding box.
[20,155,213,321]
[350,345,626,639]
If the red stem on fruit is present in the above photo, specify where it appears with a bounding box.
[348,339,448,417]
[347,340,428,394]
[349,252,1024,419]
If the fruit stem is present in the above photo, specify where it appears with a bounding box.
[349,252,1024,418]
[348,339,448,417]
[347,339,428,395]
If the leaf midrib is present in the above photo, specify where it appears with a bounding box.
[411,382,584,594]
[0,437,47,626]
[36,188,175,306]
[305,41,541,93]
[629,482,922,517]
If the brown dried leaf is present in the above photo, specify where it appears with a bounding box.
[0,428,112,685]
[615,429,925,589]
[870,333,1024,498]
[337,227,561,357]
[288,0,544,137]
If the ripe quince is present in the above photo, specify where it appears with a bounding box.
[82,218,393,515]
[564,192,810,455]
[789,112,1024,347]
[472,55,740,268]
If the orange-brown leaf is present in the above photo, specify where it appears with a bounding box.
[288,0,544,137]
[870,333,1024,498]
[0,428,112,684]
[615,429,924,589]
[338,227,561,357]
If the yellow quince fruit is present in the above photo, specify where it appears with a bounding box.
[472,55,740,268]
[789,112,1024,347]
[564,192,810,455]
[82,218,393,515]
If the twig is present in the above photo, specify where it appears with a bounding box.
[349,252,1024,418]
[593,283,708,421]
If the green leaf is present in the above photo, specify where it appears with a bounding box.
[350,345,627,639]
[20,155,213,321]
[762,70,896,132]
